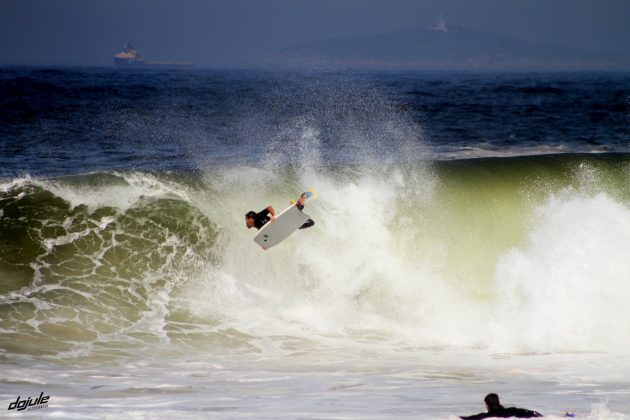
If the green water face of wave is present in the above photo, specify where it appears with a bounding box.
[1,154,629,358]
[404,154,630,297]
[0,180,220,357]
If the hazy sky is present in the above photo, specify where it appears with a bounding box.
[1,0,629,67]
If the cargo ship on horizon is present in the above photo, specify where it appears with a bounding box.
[113,42,192,69]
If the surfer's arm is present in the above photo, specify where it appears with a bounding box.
[266,206,276,221]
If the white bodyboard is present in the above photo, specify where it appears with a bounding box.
[253,205,310,249]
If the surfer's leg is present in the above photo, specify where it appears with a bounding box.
[299,219,315,229]
[296,193,308,210]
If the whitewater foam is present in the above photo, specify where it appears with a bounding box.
[491,192,630,353]
[178,157,630,355]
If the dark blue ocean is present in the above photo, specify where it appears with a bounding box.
[1,68,628,176]
[1,68,630,418]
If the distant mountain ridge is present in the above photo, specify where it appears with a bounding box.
[275,22,629,70]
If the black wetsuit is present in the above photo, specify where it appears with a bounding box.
[460,406,543,419]
[252,208,272,230]
[253,206,315,230]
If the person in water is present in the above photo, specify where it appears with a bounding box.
[460,393,543,419]
[245,193,315,230]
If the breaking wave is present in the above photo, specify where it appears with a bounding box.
[1,153,629,360]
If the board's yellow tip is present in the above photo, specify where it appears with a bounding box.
[290,199,296,205]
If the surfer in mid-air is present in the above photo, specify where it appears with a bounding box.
[245,192,315,231]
